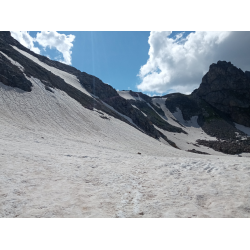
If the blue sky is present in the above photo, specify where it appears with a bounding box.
[66,31,150,91]
[11,31,250,95]
[28,31,152,92]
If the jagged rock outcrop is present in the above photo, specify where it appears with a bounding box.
[195,61,250,126]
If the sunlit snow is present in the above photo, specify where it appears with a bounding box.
[1,53,250,217]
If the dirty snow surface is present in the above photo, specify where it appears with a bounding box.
[1,80,250,218]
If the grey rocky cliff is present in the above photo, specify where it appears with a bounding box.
[195,61,250,126]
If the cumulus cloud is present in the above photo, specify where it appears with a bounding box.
[137,31,250,94]
[11,31,75,65]
[10,31,40,54]
[35,31,75,65]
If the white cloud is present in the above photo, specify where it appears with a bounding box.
[35,31,75,65]
[137,31,250,94]
[11,31,75,65]
[10,31,40,54]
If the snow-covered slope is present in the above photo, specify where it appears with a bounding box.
[0,79,179,157]
[12,45,92,97]
[1,73,250,217]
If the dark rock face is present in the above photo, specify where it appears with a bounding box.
[164,93,200,121]
[199,119,243,140]
[245,71,250,79]
[129,90,152,103]
[130,100,186,134]
[124,90,186,134]
[0,52,32,91]
[196,61,250,126]
[197,139,250,155]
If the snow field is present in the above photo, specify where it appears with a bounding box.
[1,124,250,217]
[1,80,250,217]
[1,50,250,217]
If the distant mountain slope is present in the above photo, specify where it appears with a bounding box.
[196,61,250,127]
[154,61,250,154]
[0,31,176,146]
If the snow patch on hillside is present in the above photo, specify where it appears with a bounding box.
[12,46,92,97]
[235,123,250,136]
[172,108,200,128]
[152,98,184,128]
[152,98,218,153]
[118,91,145,102]
[0,51,24,72]
[101,101,143,131]
[155,124,222,155]
[131,104,147,117]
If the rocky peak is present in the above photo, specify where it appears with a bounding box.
[196,60,250,126]
[199,61,249,93]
